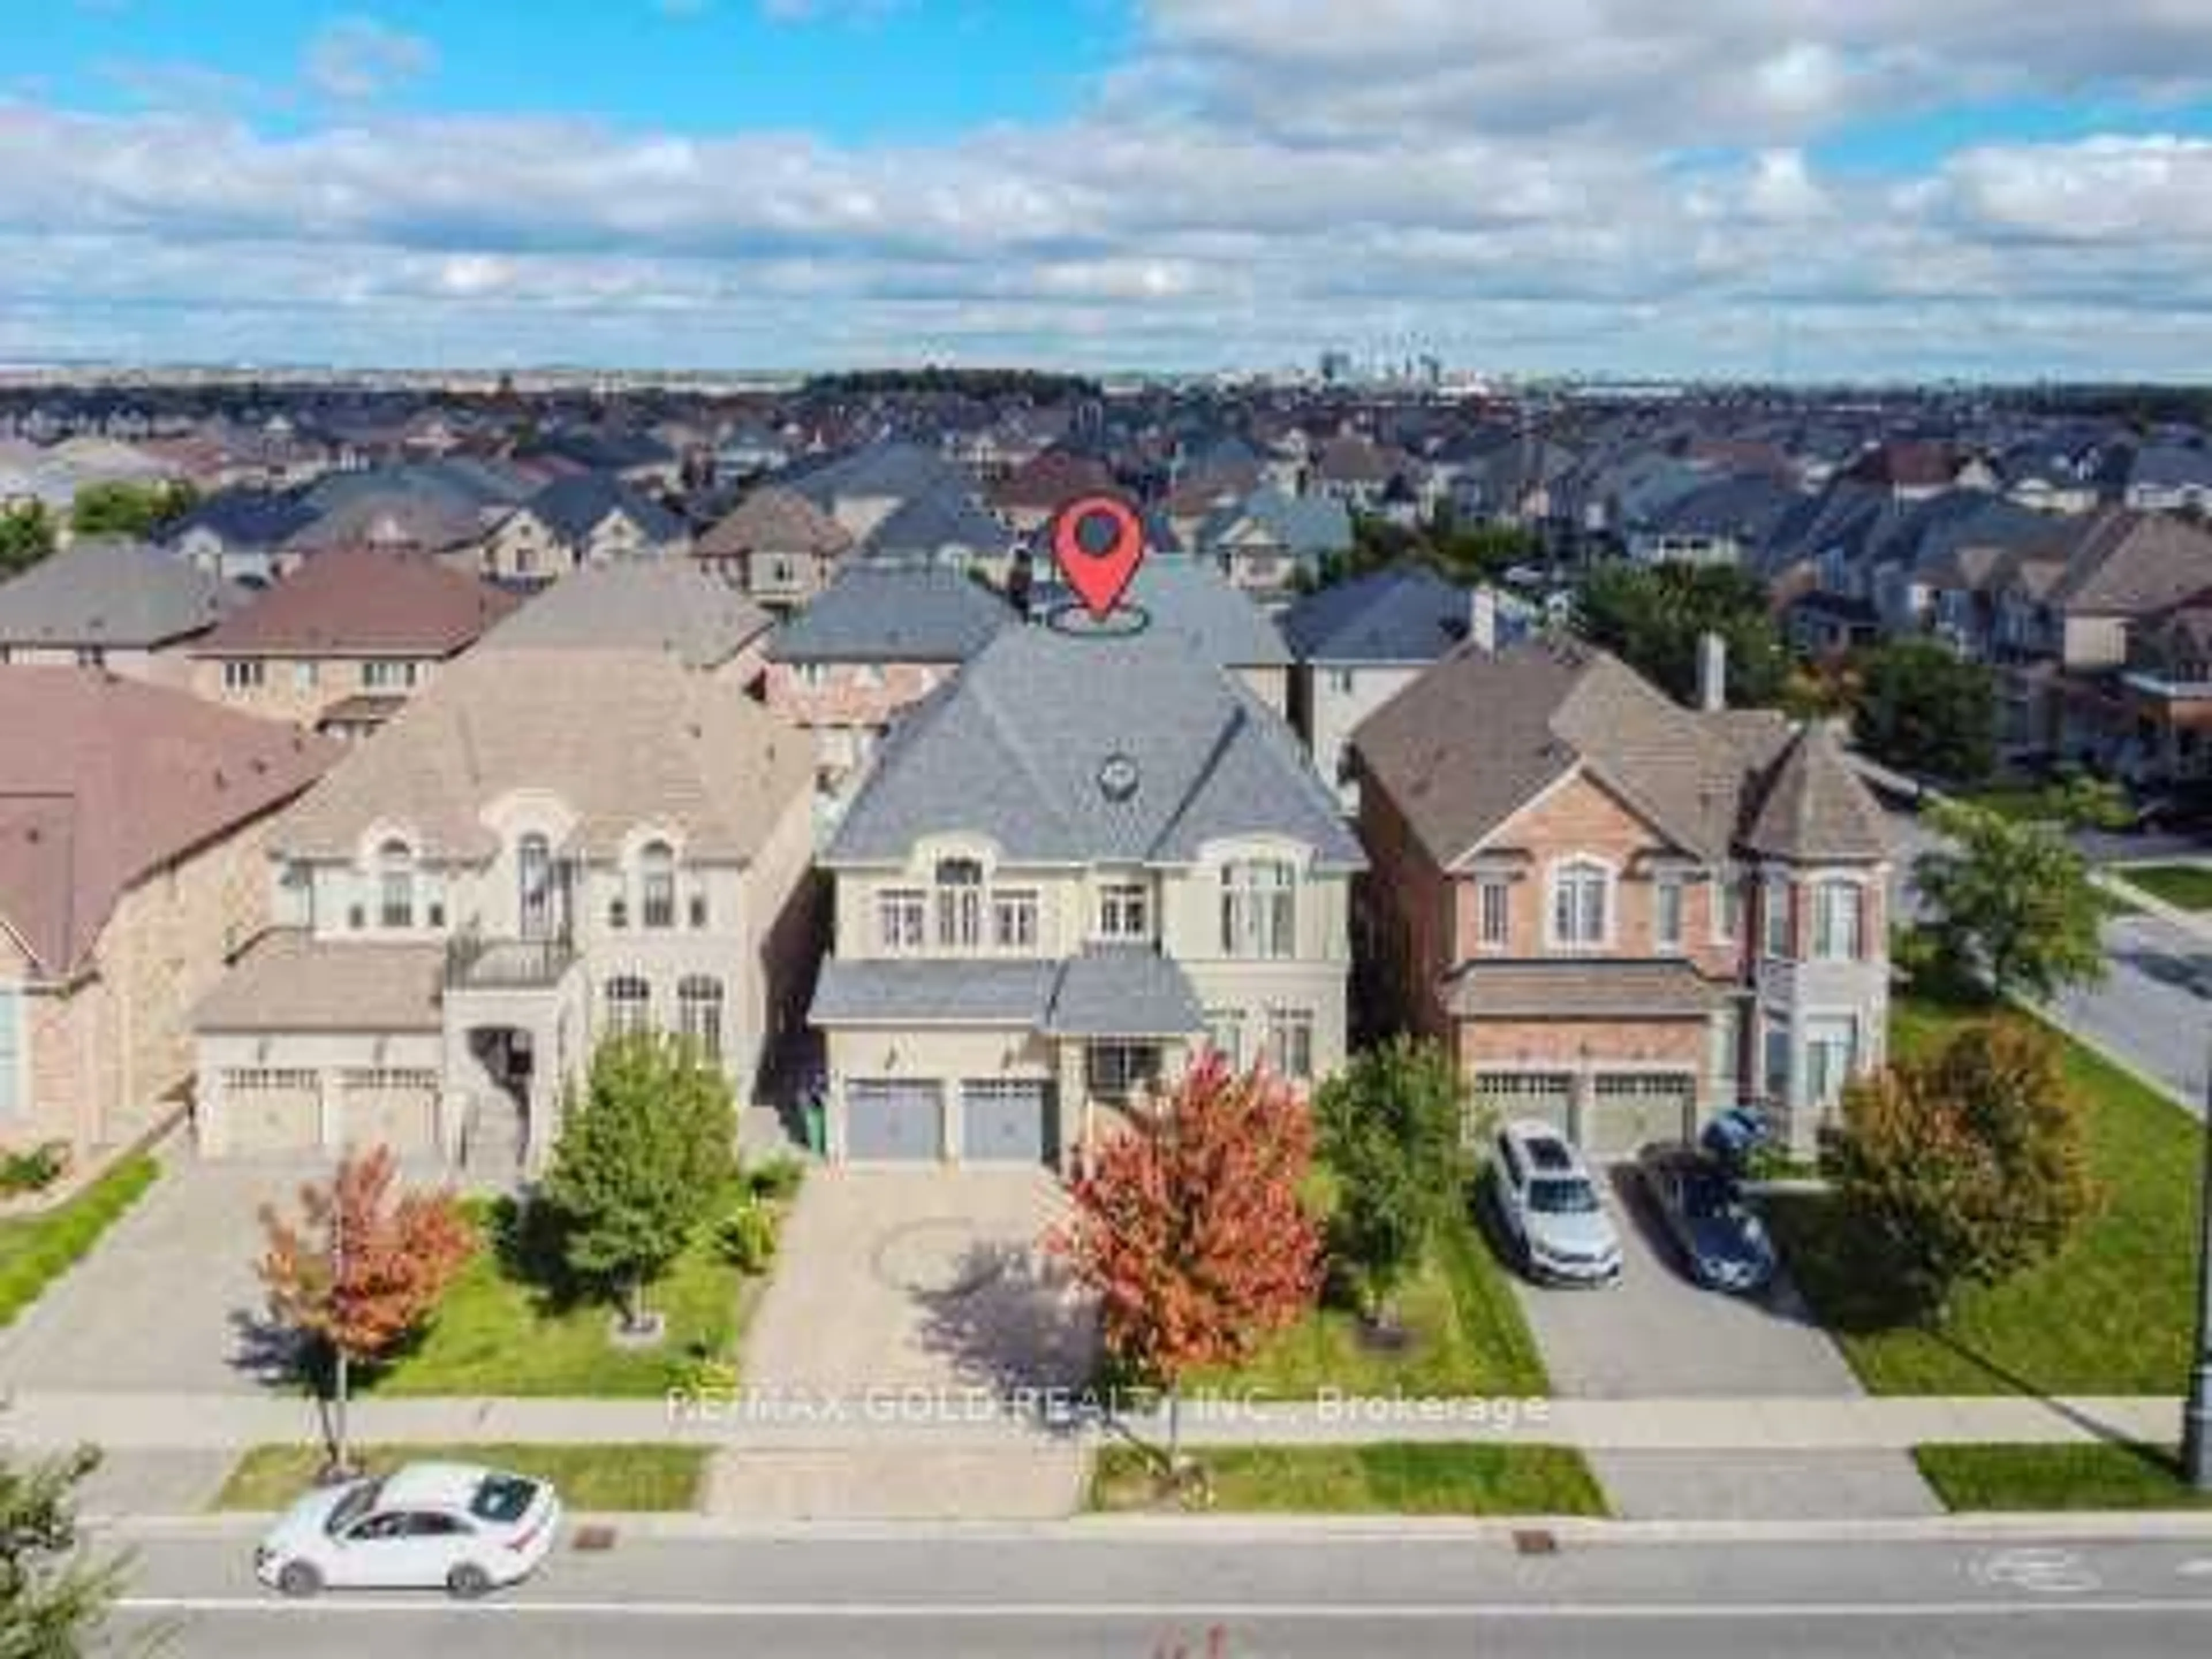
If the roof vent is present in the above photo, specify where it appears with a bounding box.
[1098,752,1140,803]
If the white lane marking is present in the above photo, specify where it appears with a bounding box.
[2179,1559,2212,1578]
[111,1597,2212,1621]
[1970,1548,2103,1594]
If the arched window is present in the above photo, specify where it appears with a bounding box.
[1221,859,1296,958]
[677,975,724,1062]
[377,838,415,930]
[1548,857,1611,949]
[604,975,652,1039]
[517,833,553,939]
[639,840,676,930]
[935,857,983,949]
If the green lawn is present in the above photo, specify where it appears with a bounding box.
[363,1194,756,1397]
[1090,1441,1605,1516]
[1950,785,2062,824]
[2111,864,2212,912]
[1767,991,2205,1396]
[213,1442,705,1512]
[1195,1199,1548,1399]
[0,1153,160,1330]
[1914,1443,2212,1512]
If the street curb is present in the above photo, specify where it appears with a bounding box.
[88,1508,2212,1544]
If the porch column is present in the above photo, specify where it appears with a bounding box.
[316,1066,340,1152]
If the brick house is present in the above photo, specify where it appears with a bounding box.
[186,546,519,741]
[1351,636,1891,1159]
[0,671,338,1163]
[763,564,1014,797]
[692,484,854,613]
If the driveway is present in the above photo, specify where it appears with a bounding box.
[0,1157,327,1394]
[744,1166,1097,1398]
[1509,1170,1939,1519]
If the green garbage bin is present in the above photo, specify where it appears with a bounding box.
[804,1099,827,1157]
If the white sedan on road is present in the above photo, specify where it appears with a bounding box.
[256,1461,562,1599]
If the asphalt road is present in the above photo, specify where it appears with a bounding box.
[99,1525,2212,1657]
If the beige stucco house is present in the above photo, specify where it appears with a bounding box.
[190,644,816,1179]
[810,621,1363,1171]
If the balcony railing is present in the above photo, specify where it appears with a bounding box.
[445,927,577,991]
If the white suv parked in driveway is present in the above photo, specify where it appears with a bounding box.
[1490,1119,1623,1286]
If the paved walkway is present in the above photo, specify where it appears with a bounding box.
[1,1388,2185,1453]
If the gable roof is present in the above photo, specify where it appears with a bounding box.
[766,565,1013,664]
[1350,637,1796,868]
[0,669,339,976]
[1740,722,1891,862]
[859,487,1014,563]
[783,440,976,509]
[988,449,1117,512]
[1279,566,1473,663]
[826,622,1362,870]
[272,646,810,864]
[190,547,520,658]
[695,484,853,561]
[166,489,318,550]
[516,471,684,545]
[0,538,243,649]
[2052,510,2212,616]
[480,562,771,671]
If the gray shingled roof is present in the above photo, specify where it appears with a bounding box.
[482,562,771,671]
[826,622,1363,870]
[1045,945,1204,1037]
[766,565,1013,664]
[1279,567,1473,662]
[0,537,243,648]
[809,959,1057,1026]
[519,471,685,546]
[194,932,443,1032]
[1036,557,1290,669]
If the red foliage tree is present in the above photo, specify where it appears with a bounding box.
[258,1145,476,1471]
[1054,1054,1323,1467]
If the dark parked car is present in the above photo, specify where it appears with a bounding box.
[1634,1145,1777,1294]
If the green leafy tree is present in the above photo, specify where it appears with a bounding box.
[544,1032,737,1332]
[1313,1038,1465,1321]
[1833,1021,2099,1315]
[0,1446,127,1656]
[1915,800,2108,1003]
[0,503,56,577]
[67,480,197,540]
[1851,639,1996,783]
[1576,560,1789,707]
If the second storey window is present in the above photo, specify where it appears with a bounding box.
[1654,873,1685,953]
[1548,858,1610,949]
[639,840,677,930]
[362,659,419,691]
[222,659,264,690]
[878,888,926,952]
[1097,881,1149,941]
[992,888,1039,950]
[1812,878,1864,961]
[935,858,984,950]
[377,839,415,929]
[1476,877,1510,949]
[604,975,651,1038]
[1221,859,1296,959]
[1763,875,1794,960]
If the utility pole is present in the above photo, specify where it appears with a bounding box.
[2185,1051,2212,1488]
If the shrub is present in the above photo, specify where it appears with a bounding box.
[715,1200,779,1275]
[747,1154,806,1204]
[0,1141,70,1197]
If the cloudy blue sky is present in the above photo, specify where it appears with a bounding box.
[5,0,2212,377]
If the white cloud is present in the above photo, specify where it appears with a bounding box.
[301,15,436,104]
[7,2,2212,374]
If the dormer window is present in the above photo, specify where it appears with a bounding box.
[377,839,415,930]
[1547,857,1611,950]
[639,840,677,930]
[935,858,983,949]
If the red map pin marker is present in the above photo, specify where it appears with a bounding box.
[1051,495,1146,621]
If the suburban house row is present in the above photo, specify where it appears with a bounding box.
[0,554,1890,1182]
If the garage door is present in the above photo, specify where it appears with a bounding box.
[1582,1073,1695,1162]
[845,1079,945,1161]
[1467,1073,1573,1149]
[339,1070,441,1156]
[960,1080,1052,1165]
[218,1069,323,1156]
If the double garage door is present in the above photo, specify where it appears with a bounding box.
[1468,1071,1695,1163]
[218,1069,440,1158]
[844,1078,1053,1165]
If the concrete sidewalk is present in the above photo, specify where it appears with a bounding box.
[0,1388,2184,1453]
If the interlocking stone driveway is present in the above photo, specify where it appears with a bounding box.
[0,1156,335,1395]
[717,1167,1097,1519]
